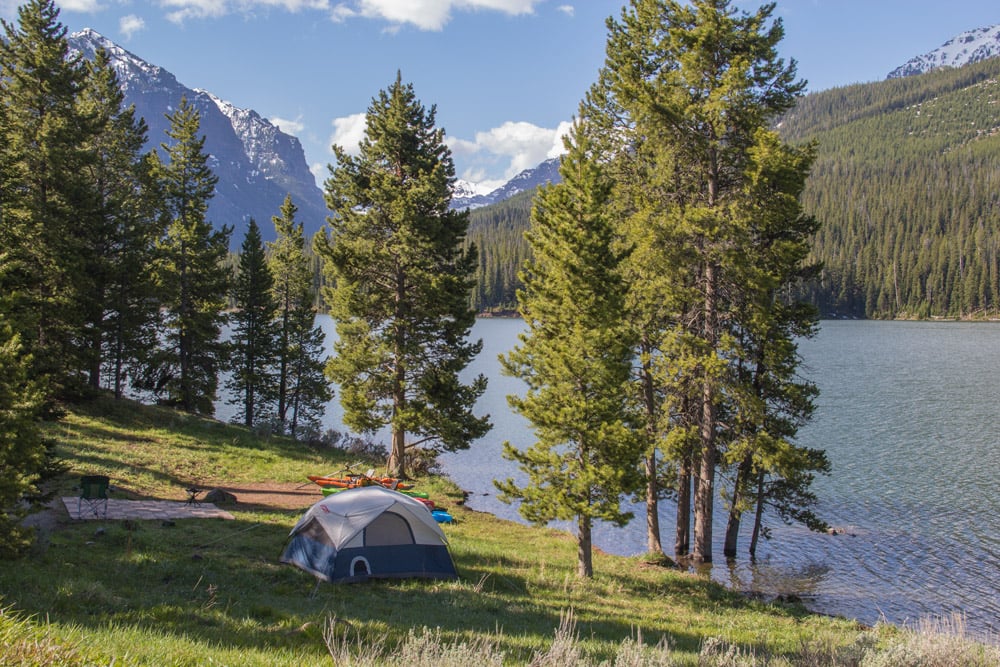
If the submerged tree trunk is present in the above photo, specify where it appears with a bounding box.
[675,453,691,557]
[724,453,754,558]
[749,472,766,559]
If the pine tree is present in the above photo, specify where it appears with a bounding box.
[267,195,330,438]
[76,47,165,397]
[151,97,231,414]
[227,219,278,427]
[597,0,808,563]
[284,301,331,438]
[317,73,490,477]
[721,130,828,557]
[0,0,95,394]
[0,319,45,557]
[495,119,643,578]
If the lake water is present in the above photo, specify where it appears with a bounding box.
[226,317,1000,640]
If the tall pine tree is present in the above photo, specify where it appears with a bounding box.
[76,47,164,397]
[596,0,811,562]
[496,119,643,578]
[721,130,828,558]
[227,219,279,427]
[0,319,45,557]
[0,0,95,395]
[268,195,330,438]
[317,73,490,477]
[151,97,231,414]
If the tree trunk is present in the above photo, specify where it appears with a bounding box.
[88,321,102,390]
[749,472,766,559]
[693,262,717,564]
[724,453,753,558]
[675,453,691,557]
[641,342,663,554]
[277,305,290,428]
[645,452,662,554]
[387,265,408,477]
[578,514,593,578]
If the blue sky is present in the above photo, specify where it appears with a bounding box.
[3,1,999,189]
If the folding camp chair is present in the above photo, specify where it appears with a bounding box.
[78,475,110,519]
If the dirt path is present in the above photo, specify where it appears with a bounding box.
[211,482,324,511]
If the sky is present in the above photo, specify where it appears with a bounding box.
[2,0,999,190]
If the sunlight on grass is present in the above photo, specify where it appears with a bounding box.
[3,396,997,665]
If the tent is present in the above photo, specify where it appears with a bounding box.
[280,486,457,583]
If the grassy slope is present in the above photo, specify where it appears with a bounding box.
[2,397,878,665]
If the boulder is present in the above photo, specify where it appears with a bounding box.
[203,488,237,505]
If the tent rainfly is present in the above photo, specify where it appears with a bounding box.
[280,486,457,583]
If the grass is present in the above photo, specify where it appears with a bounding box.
[2,395,998,665]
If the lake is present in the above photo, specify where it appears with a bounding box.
[224,317,1000,640]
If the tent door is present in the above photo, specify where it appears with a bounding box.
[350,556,370,577]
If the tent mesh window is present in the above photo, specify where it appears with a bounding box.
[363,511,414,546]
[299,518,331,544]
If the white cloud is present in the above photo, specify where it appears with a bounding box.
[547,120,574,158]
[329,112,368,156]
[258,0,331,9]
[322,115,566,187]
[159,0,332,20]
[57,0,106,11]
[271,115,306,135]
[556,4,573,18]
[310,162,329,186]
[471,120,569,179]
[119,14,146,40]
[150,0,534,29]
[159,0,229,23]
[351,0,538,30]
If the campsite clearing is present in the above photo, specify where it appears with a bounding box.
[0,396,915,666]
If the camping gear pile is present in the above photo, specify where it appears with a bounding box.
[307,470,454,523]
[280,486,457,583]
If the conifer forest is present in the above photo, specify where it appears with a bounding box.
[467,57,1000,320]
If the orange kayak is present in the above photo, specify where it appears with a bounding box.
[307,475,413,490]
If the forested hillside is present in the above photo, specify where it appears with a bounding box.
[466,58,1000,318]
[785,57,1000,318]
[465,189,534,312]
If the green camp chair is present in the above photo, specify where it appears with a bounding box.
[78,475,110,519]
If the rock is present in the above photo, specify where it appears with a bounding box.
[203,488,237,505]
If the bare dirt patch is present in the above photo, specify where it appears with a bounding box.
[211,481,324,512]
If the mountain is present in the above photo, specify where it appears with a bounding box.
[451,157,562,210]
[68,29,328,248]
[888,24,1000,79]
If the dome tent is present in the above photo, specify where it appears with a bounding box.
[280,486,457,583]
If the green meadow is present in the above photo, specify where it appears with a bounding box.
[2,397,996,666]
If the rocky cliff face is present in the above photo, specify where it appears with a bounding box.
[68,29,328,248]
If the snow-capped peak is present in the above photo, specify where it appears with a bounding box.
[69,28,168,84]
[888,24,1000,79]
[452,179,494,199]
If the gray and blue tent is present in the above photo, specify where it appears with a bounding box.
[280,486,457,583]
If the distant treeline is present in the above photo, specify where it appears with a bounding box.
[463,58,1000,319]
